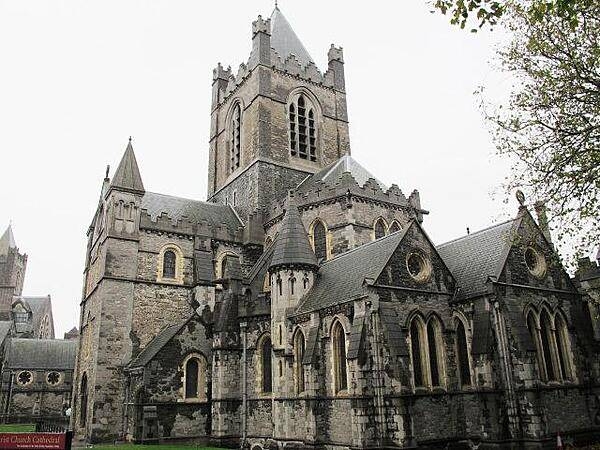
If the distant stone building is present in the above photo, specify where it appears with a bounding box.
[0,226,77,423]
[72,5,600,448]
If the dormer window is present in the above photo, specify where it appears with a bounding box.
[289,93,317,162]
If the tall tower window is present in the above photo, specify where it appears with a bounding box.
[294,330,306,394]
[332,321,348,393]
[260,335,273,393]
[289,94,317,162]
[79,373,88,427]
[311,219,327,262]
[230,103,242,173]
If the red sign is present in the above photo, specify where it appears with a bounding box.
[0,433,67,450]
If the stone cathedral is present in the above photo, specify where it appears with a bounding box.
[72,6,600,449]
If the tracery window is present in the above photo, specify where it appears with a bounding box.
[16,371,33,386]
[455,320,471,386]
[311,220,327,262]
[230,103,242,173]
[332,321,348,393]
[540,310,556,381]
[289,94,317,161]
[554,314,572,381]
[374,218,387,240]
[409,315,446,389]
[46,371,62,386]
[294,330,306,394]
[260,335,273,393]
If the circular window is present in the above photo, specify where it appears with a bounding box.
[406,252,431,283]
[524,247,546,278]
[46,372,62,386]
[16,371,33,386]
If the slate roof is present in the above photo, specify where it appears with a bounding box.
[0,321,12,345]
[111,140,145,192]
[298,155,387,191]
[270,202,318,270]
[0,225,17,255]
[128,320,187,369]
[141,192,243,230]
[295,228,408,315]
[4,339,77,369]
[270,6,315,68]
[437,218,520,299]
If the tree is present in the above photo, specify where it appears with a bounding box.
[433,0,589,31]
[480,1,599,264]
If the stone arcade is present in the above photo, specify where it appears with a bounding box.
[72,6,600,449]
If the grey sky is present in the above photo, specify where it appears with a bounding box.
[0,0,513,336]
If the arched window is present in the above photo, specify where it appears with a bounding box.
[389,222,401,233]
[289,276,296,295]
[79,373,88,427]
[260,335,272,393]
[410,319,425,387]
[312,220,327,261]
[163,250,176,279]
[374,218,387,240]
[230,103,241,173]
[289,94,317,161]
[294,330,306,394]
[554,314,572,381]
[427,319,443,387]
[527,312,546,380]
[332,321,348,393]
[540,310,556,381]
[276,275,282,296]
[183,354,207,401]
[456,320,471,386]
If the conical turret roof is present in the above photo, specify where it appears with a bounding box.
[270,198,318,271]
[0,225,17,256]
[270,6,315,68]
[110,139,145,193]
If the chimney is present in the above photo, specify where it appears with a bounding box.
[534,201,552,244]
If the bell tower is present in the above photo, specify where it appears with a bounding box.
[207,6,351,219]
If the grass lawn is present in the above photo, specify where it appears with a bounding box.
[0,423,35,432]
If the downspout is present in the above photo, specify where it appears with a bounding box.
[240,321,248,449]
[5,371,14,419]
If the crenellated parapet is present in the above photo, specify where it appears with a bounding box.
[139,210,245,244]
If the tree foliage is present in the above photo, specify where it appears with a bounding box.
[432,0,590,31]
[481,2,599,264]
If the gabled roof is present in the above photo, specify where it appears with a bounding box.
[12,295,54,338]
[298,155,387,191]
[437,218,521,299]
[270,201,318,271]
[4,338,77,369]
[295,228,409,315]
[141,192,243,230]
[270,6,315,68]
[128,318,190,369]
[0,225,17,255]
[110,140,145,193]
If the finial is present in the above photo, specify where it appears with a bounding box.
[515,189,526,206]
[129,136,132,143]
[105,165,110,179]
[275,0,278,9]
[466,227,470,235]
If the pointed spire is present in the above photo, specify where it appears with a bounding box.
[0,225,17,256]
[110,138,145,194]
[270,194,318,271]
[270,6,315,68]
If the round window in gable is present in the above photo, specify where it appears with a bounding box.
[16,371,33,386]
[46,371,62,386]
[524,247,546,278]
[406,252,431,283]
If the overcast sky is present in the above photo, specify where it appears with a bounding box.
[0,0,516,336]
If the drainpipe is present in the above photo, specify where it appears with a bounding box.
[5,371,14,419]
[240,321,248,449]
[369,301,385,447]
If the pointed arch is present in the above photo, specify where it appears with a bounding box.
[454,317,472,386]
[409,315,427,388]
[79,372,88,427]
[293,328,306,394]
[540,308,557,381]
[288,88,321,162]
[389,221,402,234]
[526,310,547,380]
[309,218,328,261]
[182,353,208,401]
[331,320,348,393]
[373,217,388,240]
[554,311,572,381]
[226,99,244,175]
[258,333,273,394]
[426,315,445,387]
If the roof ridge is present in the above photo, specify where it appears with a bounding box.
[437,218,517,248]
